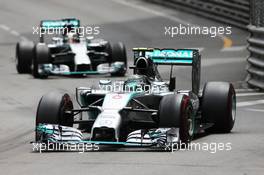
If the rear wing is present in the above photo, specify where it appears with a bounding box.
[133,48,201,94]
[133,48,199,66]
[40,18,80,29]
[39,18,80,42]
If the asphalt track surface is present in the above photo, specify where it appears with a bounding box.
[0,0,263,174]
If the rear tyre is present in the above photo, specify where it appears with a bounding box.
[35,92,74,141]
[16,41,34,73]
[202,82,236,133]
[33,44,50,78]
[110,42,127,76]
[159,94,194,144]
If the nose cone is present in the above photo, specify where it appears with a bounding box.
[91,110,121,141]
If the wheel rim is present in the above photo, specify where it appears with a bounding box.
[187,108,194,140]
[231,94,236,122]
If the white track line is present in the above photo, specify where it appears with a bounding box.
[221,46,247,52]
[245,108,264,112]
[235,88,257,93]
[20,36,29,41]
[186,48,204,52]
[0,23,29,41]
[236,93,264,97]
[202,57,243,66]
[0,24,10,31]
[237,100,264,107]
[10,30,20,37]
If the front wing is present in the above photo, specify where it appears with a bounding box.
[38,62,125,76]
[33,124,179,149]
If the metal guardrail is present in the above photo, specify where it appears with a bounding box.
[145,0,250,29]
[246,0,264,90]
[250,0,264,27]
[247,25,264,89]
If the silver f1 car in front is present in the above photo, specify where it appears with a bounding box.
[34,48,236,150]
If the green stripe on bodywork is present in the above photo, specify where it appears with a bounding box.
[145,49,194,65]
[61,71,99,75]
[36,124,54,134]
[41,19,80,29]
[152,59,192,64]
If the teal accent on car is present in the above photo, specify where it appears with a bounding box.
[61,71,99,75]
[36,124,54,134]
[145,49,194,65]
[41,19,80,29]
[153,59,193,64]
[151,49,193,58]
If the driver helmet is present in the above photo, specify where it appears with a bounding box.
[66,32,79,43]
[123,75,150,92]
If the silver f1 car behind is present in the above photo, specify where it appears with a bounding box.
[16,18,127,78]
[34,48,236,150]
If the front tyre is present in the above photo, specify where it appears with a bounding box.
[35,92,74,141]
[202,82,236,133]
